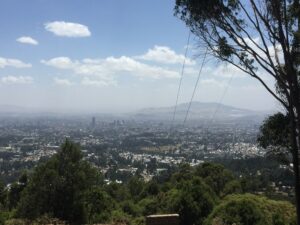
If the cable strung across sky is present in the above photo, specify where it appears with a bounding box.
[183,47,208,124]
[171,31,191,128]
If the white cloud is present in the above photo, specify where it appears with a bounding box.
[238,37,284,66]
[1,76,33,84]
[44,21,91,37]
[183,67,200,76]
[41,57,76,69]
[104,56,179,79]
[200,78,225,87]
[136,45,195,65]
[54,77,73,86]
[81,77,112,87]
[203,63,245,78]
[16,36,38,45]
[42,56,180,86]
[202,62,273,86]
[0,57,32,68]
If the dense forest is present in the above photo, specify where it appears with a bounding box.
[0,140,296,225]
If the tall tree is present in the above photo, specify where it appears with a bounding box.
[167,177,217,225]
[17,140,101,224]
[174,0,300,223]
[258,112,292,164]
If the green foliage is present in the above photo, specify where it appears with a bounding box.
[142,180,159,196]
[205,194,296,225]
[163,177,217,225]
[158,188,180,211]
[4,216,66,225]
[5,171,28,210]
[173,2,300,222]
[174,0,239,24]
[16,140,101,224]
[122,200,142,217]
[0,179,7,209]
[105,182,130,202]
[1,145,295,225]
[195,162,234,196]
[85,186,114,223]
[138,197,159,216]
[174,0,299,73]
[258,113,290,149]
[171,163,194,184]
[223,180,242,196]
[7,183,25,210]
[217,37,234,59]
[110,209,131,225]
[3,219,28,225]
[0,211,11,225]
[131,216,145,225]
[127,177,145,199]
[258,112,292,165]
[174,0,248,65]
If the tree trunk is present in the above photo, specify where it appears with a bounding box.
[289,106,300,225]
[287,4,300,218]
[292,140,300,225]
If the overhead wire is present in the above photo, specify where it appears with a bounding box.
[170,31,191,130]
[208,73,234,126]
[170,30,234,133]
[183,47,208,124]
[205,74,234,153]
[168,33,235,153]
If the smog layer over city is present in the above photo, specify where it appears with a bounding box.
[0,1,300,225]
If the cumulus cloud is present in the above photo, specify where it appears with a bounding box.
[42,56,180,86]
[203,64,246,79]
[136,45,195,65]
[41,57,76,69]
[1,76,33,84]
[0,57,32,68]
[44,21,91,37]
[16,36,39,45]
[54,77,73,86]
[201,61,273,86]
[81,77,112,87]
[104,56,179,79]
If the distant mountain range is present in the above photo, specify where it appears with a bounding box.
[134,102,272,122]
[0,102,273,122]
[0,105,58,117]
[0,105,33,114]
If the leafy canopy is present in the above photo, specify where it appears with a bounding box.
[16,140,101,224]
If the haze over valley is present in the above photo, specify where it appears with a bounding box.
[0,0,299,224]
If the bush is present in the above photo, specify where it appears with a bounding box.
[0,211,11,225]
[205,194,296,225]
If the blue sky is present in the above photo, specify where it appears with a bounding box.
[0,0,278,113]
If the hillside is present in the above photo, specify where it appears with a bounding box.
[134,102,270,121]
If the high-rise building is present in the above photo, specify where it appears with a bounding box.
[91,117,96,128]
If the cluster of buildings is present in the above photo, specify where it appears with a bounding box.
[0,116,266,183]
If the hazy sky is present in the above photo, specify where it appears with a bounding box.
[0,0,279,113]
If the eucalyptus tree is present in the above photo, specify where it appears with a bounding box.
[174,0,300,222]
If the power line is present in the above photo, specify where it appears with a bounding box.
[204,74,235,156]
[207,74,234,128]
[171,31,191,129]
[183,47,208,124]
